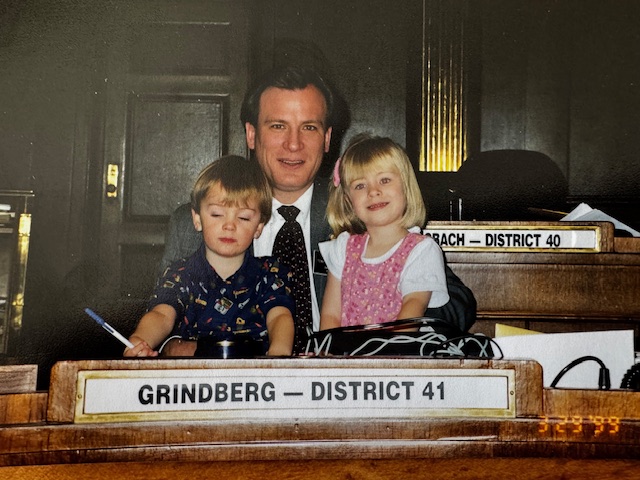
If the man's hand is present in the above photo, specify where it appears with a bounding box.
[160,337,197,357]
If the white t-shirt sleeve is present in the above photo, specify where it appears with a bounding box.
[318,232,350,280]
[400,235,450,308]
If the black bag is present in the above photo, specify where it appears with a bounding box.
[425,263,477,332]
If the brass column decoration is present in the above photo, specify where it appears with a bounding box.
[11,212,32,331]
[420,0,471,172]
[0,190,33,354]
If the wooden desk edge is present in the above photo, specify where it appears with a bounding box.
[0,365,38,394]
[47,358,543,423]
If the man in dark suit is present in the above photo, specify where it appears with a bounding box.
[160,66,475,356]
[160,66,335,355]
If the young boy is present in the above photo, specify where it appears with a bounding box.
[124,155,295,357]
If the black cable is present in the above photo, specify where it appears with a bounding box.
[550,355,611,390]
[427,333,501,359]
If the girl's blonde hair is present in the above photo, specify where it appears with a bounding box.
[191,155,272,224]
[326,134,426,236]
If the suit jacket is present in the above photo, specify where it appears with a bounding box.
[158,175,333,308]
[158,175,476,332]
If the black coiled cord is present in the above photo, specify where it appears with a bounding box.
[620,363,640,391]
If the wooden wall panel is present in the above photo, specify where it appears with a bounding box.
[125,94,227,220]
[448,251,640,315]
[3,459,640,480]
[261,0,420,156]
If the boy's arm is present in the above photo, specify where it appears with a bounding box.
[319,273,342,330]
[265,306,294,356]
[124,304,177,357]
[157,337,197,357]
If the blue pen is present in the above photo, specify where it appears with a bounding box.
[84,308,135,349]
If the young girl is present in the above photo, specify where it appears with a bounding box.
[319,134,449,329]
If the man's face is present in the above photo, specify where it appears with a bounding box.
[245,85,332,204]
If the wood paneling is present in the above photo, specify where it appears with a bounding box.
[3,459,640,480]
[0,393,47,425]
[125,94,228,220]
[0,365,37,394]
[263,0,420,152]
[446,248,640,339]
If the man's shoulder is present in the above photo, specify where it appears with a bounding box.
[310,175,331,241]
[171,203,195,229]
[312,175,330,202]
[159,202,201,273]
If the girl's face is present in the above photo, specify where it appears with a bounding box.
[347,167,406,230]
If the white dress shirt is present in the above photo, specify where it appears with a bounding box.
[253,185,320,330]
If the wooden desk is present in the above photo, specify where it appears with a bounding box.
[1,360,639,479]
[429,222,640,339]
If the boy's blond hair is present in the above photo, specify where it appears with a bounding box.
[191,155,272,224]
[327,134,426,236]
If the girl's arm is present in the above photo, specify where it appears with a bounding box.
[124,304,177,357]
[397,291,432,320]
[265,306,294,356]
[320,272,342,330]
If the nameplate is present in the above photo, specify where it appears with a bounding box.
[424,224,603,252]
[74,366,516,423]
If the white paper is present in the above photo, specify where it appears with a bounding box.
[561,202,640,237]
[493,330,635,389]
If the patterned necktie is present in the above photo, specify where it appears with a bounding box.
[272,205,312,354]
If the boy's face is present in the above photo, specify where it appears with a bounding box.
[192,184,265,265]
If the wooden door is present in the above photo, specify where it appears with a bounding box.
[96,0,251,299]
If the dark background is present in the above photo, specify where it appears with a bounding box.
[1,0,639,386]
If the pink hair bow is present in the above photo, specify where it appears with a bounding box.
[332,157,342,187]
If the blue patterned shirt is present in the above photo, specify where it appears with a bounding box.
[149,245,295,349]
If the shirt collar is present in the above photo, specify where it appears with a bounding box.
[193,244,257,284]
[273,184,314,223]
